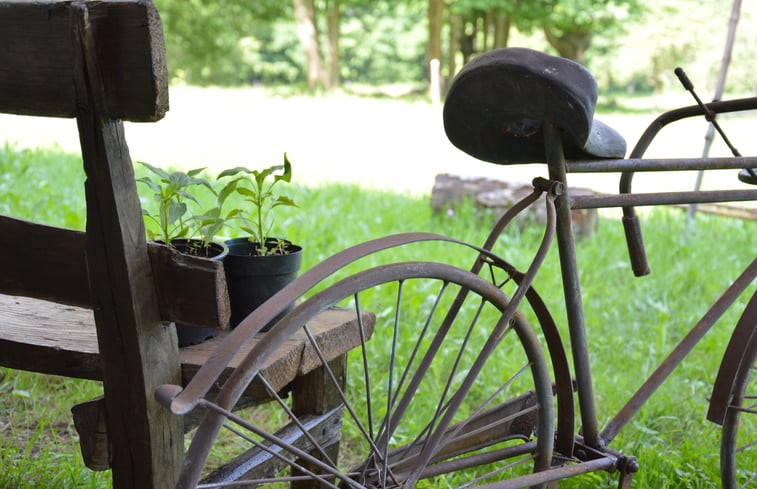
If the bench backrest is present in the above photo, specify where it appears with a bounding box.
[0,0,167,121]
[0,2,181,487]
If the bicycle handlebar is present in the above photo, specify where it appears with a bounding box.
[619,96,757,277]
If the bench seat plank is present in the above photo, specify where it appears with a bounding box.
[0,294,372,398]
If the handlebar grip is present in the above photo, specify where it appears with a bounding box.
[622,215,651,277]
[674,67,694,91]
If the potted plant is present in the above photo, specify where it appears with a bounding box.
[138,162,235,345]
[218,153,303,329]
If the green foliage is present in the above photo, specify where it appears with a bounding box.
[0,143,85,229]
[340,1,427,84]
[1,143,755,487]
[137,162,233,254]
[155,0,295,85]
[218,153,299,255]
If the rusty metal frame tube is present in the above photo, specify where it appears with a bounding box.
[708,288,757,424]
[568,156,757,173]
[544,123,601,449]
[617,97,757,276]
[471,456,619,489]
[572,188,757,209]
[600,258,757,444]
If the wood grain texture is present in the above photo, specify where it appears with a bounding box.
[148,243,230,329]
[0,215,90,307]
[179,308,376,397]
[0,0,167,121]
[71,2,180,485]
[0,294,101,379]
[71,397,111,471]
[0,295,371,394]
[0,215,230,328]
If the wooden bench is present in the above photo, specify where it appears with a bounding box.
[0,2,363,487]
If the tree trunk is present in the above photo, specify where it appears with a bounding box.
[325,0,340,90]
[447,12,460,83]
[460,14,477,64]
[292,0,324,90]
[483,9,492,50]
[428,0,444,102]
[543,27,591,64]
[493,12,511,48]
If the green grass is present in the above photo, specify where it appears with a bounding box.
[1,142,755,488]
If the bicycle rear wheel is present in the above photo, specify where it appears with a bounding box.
[721,331,756,489]
[178,261,554,488]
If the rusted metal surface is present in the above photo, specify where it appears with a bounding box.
[572,188,757,209]
[616,97,757,278]
[601,258,757,444]
[546,123,602,450]
[708,288,757,424]
[568,156,757,173]
[468,178,577,458]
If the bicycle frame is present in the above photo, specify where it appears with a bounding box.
[542,97,757,456]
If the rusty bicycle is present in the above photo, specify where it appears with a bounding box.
[155,47,756,488]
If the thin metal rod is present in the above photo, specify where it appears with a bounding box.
[601,258,757,443]
[355,294,374,440]
[567,156,757,173]
[218,422,340,489]
[379,281,447,454]
[417,300,484,460]
[387,283,448,464]
[572,188,757,209]
[257,374,337,467]
[300,326,390,470]
[200,401,357,489]
[382,281,403,488]
[456,453,534,488]
[406,190,559,484]
[545,123,601,449]
[470,456,618,489]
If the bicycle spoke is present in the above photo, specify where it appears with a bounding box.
[218,422,341,489]
[392,297,484,467]
[179,262,554,488]
[301,326,391,463]
[256,373,337,467]
[369,281,448,454]
[200,401,358,489]
[457,453,536,489]
[355,293,375,441]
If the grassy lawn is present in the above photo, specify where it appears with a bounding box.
[0,90,755,488]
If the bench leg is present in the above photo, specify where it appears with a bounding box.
[292,355,346,489]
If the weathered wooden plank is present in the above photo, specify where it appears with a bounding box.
[0,294,101,379]
[0,215,230,328]
[179,308,376,396]
[0,215,90,307]
[71,2,180,485]
[0,0,167,121]
[71,397,111,471]
[0,294,370,391]
[148,243,230,329]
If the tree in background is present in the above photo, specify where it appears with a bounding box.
[152,0,757,97]
[541,0,641,64]
[292,0,325,89]
[155,0,295,85]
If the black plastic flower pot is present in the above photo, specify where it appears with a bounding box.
[163,238,229,347]
[224,237,303,331]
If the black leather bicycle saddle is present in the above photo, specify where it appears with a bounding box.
[443,47,627,164]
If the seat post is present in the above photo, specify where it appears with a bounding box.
[544,122,602,449]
